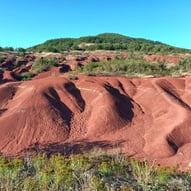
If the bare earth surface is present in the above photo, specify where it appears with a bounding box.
[0,74,191,169]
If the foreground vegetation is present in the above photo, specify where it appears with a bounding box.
[0,151,191,191]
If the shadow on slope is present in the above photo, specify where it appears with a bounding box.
[157,79,191,112]
[167,119,191,154]
[20,139,125,157]
[157,79,191,154]
[44,87,73,128]
[104,83,134,121]
[64,82,85,112]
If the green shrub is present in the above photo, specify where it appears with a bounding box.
[32,57,57,74]
[16,48,26,57]
[21,72,35,81]
[0,57,5,64]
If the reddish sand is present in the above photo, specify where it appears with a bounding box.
[0,74,191,169]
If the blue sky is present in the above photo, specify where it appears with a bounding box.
[1,0,191,49]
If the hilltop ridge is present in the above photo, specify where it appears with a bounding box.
[27,33,191,53]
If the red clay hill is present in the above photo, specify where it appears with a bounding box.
[0,51,191,170]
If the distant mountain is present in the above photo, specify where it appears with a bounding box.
[27,33,191,53]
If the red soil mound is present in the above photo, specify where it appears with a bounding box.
[0,75,191,169]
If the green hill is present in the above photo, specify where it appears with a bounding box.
[27,33,191,54]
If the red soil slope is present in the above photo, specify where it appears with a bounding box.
[0,75,191,169]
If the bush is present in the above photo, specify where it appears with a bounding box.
[16,48,26,57]
[0,57,5,64]
[21,72,35,81]
[32,57,57,74]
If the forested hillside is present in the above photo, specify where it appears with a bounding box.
[27,33,191,53]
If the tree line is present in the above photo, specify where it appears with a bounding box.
[27,33,191,54]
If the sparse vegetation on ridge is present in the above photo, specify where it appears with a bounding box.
[1,50,191,81]
[31,57,58,74]
[77,55,191,77]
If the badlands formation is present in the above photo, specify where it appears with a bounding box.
[0,52,191,169]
